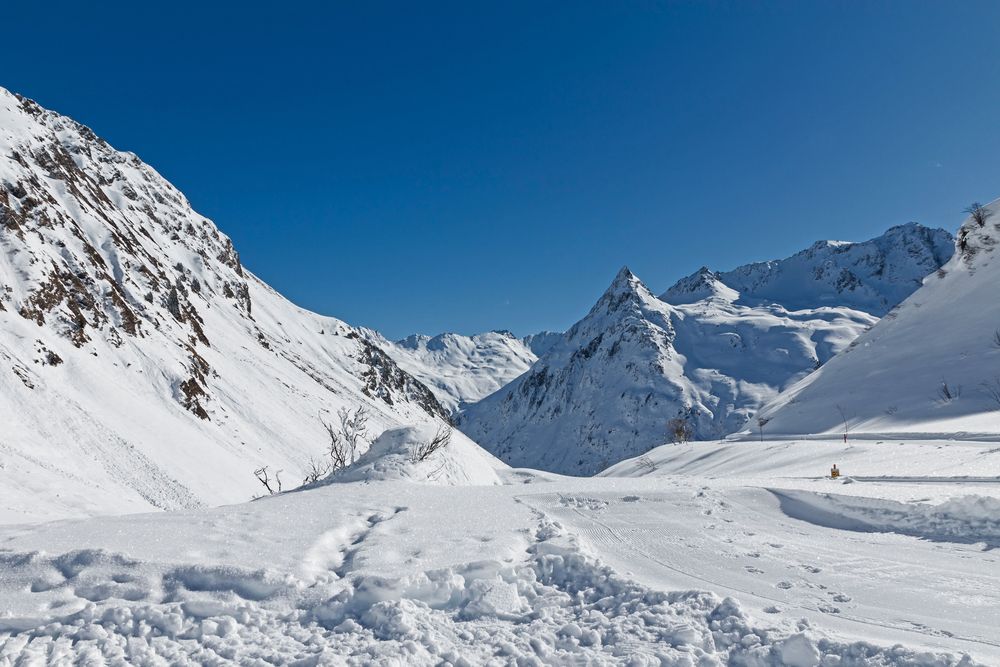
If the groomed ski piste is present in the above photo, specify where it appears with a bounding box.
[1,428,996,665]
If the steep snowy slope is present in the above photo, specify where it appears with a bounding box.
[460,267,876,474]
[663,223,953,315]
[0,88,449,523]
[362,329,540,412]
[757,202,1000,436]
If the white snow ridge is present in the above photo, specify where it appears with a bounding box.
[0,88,995,666]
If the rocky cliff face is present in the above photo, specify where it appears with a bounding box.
[0,88,446,522]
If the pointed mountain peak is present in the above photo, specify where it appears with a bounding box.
[660,266,736,305]
[590,266,658,317]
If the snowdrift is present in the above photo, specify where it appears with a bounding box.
[322,424,507,486]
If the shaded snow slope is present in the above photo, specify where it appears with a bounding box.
[663,223,953,315]
[364,329,540,413]
[461,267,876,475]
[319,424,507,486]
[757,202,1000,437]
[0,88,449,523]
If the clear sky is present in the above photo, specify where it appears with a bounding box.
[6,2,1000,338]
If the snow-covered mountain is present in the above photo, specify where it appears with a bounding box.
[757,203,1000,437]
[460,225,953,475]
[0,88,450,523]
[361,329,541,413]
[663,223,954,315]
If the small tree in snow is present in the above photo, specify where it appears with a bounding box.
[667,417,693,444]
[965,202,993,227]
[411,424,452,463]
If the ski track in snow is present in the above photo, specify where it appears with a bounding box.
[1,439,997,666]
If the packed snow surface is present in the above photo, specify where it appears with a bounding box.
[0,438,996,664]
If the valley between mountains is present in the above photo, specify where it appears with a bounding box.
[1,88,997,666]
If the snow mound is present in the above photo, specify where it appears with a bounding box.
[772,490,1000,548]
[325,424,507,486]
[0,519,977,665]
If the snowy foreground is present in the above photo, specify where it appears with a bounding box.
[1,436,998,665]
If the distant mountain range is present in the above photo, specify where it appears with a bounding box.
[459,224,953,474]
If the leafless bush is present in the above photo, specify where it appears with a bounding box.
[885,405,899,416]
[301,456,333,485]
[324,406,370,469]
[965,202,993,227]
[667,417,693,444]
[992,329,1000,349]
[979,378,1000,408]
[936,380,961,403]
[411,424,452,463]
[253,466,283,495]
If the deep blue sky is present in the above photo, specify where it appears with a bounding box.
[7,2,1000,338]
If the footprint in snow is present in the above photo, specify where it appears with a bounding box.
[802,565,822,574]
[831,593,852,602]
[744,566,764,574]
[763,606,781,614]
[776,581,793,590]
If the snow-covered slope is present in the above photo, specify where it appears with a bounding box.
[663,223,954,315]
[0,88,450,523]
[362,330,540,413]
[757,202,1000,437]
[460,267,877,474]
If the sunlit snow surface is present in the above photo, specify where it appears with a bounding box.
[1,437,996,665]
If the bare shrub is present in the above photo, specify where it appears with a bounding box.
[301,456,333,485]
[411,425,452,463]
[992,329,1000,349]
[965,202,993,227]
[667,417,693,444]
[979,378,1000,408]
[324,406,370,469]
[253,466,282,495]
